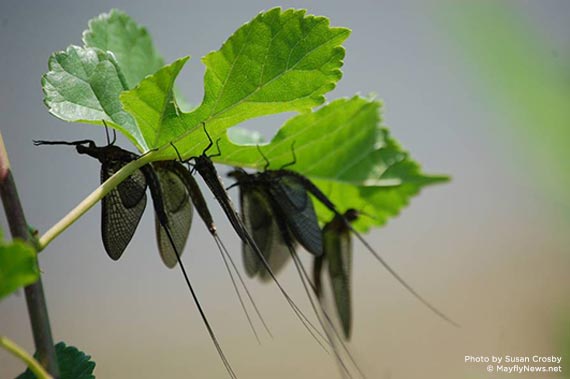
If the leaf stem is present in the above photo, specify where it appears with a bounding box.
[0,336,54,379]
[0,131,60,377]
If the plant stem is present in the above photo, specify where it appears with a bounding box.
[0,132,60,377]
[0,336,54,379]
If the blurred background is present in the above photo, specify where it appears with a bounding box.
[1,1,569,378]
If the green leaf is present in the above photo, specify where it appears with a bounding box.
[218,96,448,231]
[83,9,164,89]
[17,342,96,379]
[0,234,38,300]
[197,8,349,124]
[42,45,146,150]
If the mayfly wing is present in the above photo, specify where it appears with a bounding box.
[100,159,147,261]
[313,255,325,298]
[241,184,290,281]
[323,214,353,340]
[265,173,323,256]
[226,169,263,277]
[258,220,290,282]
[240,186,265,277]
[152,162,193,268]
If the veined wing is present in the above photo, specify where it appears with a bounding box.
[323,218,353,340]
[100,160,147,261]
[241,185,290,279]
[153,162,193,268]
[268,174,323,256]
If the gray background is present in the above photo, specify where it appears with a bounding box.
[1,1,569,378]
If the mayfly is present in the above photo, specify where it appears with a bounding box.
[34,132,241,378]
[34,133,189,266]
[313,209,359,340]
[227,145,459,328]
[176,124,330,347]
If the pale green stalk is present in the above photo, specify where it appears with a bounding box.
[0,336,53,379]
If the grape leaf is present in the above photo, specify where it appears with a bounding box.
[83,9,164,89]
[42,45,146,150]
[0,234,38,300]
[17,342,95,379]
